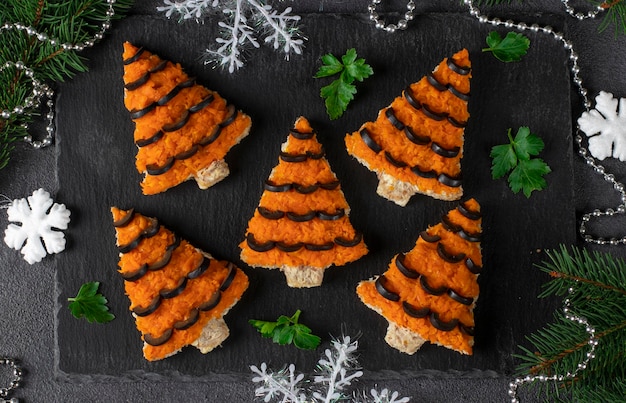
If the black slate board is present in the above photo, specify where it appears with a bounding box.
[55,12,575,380]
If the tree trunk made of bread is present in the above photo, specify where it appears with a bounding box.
[357,198,482,355]
[240,116,368,288]
[111,207,249,361]
[122,42,252,195]
[345,49,471,206]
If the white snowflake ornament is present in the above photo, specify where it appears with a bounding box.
[578,91,626,161]
[4,188,71,264]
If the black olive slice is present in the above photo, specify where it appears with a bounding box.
[264,180,292,192]
[246,233,275,252]
[144,218,160,238]
[113,208,135,227]
[441,215,462,233]
[431,142,460,158]
[199,125,222,146]
[198,291,221,311]
[294,184,318,194]
[447,58,471,75]
[426,73,448,92]
[189,94,214,113]
[460,325,475,336]
[404,126,430,145]
[276,242,304,252]
[448,289,474,306]
[447,116,467,128]
[118,237,141,254]
[465,258,482,274]
[133,295,161,317]
[129,103,156,120]
[161,277,188,299]
[121,264,148,282]
[144,328,173,346]
[403,86,422,110]
[135,130,165,147]
[411,165,437,179]
[305,242,334,251]
[123,46,144,65]
[458,229,481,243]
[174,308,200,330]
[279,152,308,163]
[149,60,168,73]
[148,248,173,271]
[124,73,150,90]
[385,107,405,130]
[220,262,237,291]
[430,312,459,331]
[174,145,199,161]
[437,243,466,263]
[438,173,462,188]
[359,128,382,153]
[395,254,419,279]
[146,157,175,176]
[219,104,238,127]
[402,301,429,318]
[318,209,345,221]
[162,110,190,132]
[286,211,316,222]
[335,232,363,247]
[258,207,284,220]
[375,275,400,302]
[289,128,315,140]
[419,231,441,243]
[385,152,407,168]
[308,150,325,160]
[167,234,182,251]
[319,181,340,190]
[420,275,447,296]
[448,85,470,102]
[421,103,446,121]
[156,79,194,107]
[457,202,482,220]
[187,256,211,279]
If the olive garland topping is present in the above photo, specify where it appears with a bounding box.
[220,262,237,292]
[162,110,191,132]
[375,275,400,302]
[160,277,188,299]
[246,232,362,252]
[286,211,317,222]
[465,257,482,274]
[121,264,148,282]
[129,78,195,119]
[446,58,471,76]
[187,256,211,279]
[426,73,471,102]
[441,214,481,243]
[458,229,481,243]
[279,149,325,163]
[431,142,460,158]
[257,207,286,220]
[113,208,135,227]
[122,234,181,282]
[198,291,221,312]
[173,308,200,330]
[412,165,438,179]
[437,243,467,263]
[404,126,430,145]
[146,156,174,176]
[402,301,429,318]
[448,289,474,306]
[122,46,145,65]
[395,253,419,279]
[144,328,173,347]
[437,173,462,188]
[289,128,315,140]
[133,295,161,317]
[429,312,459,332]
[403,86,422,111]
[402,302,472,333]
[421,103,446,122]
[385,107,405,130]
[385,152,407,168]
[420,275,447,296]
[401,86,469,128]
[135,130,164,147]
[124,60,167,91]
[263,180,340,193]
[118,218,160,253]
[359,128,382,153]
[457,202,482,220]
[419,231,441,243]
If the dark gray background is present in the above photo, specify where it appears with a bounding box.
[2,1,626,402]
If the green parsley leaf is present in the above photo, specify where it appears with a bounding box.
[483,31,530,62]
[67,282,115,324]
[315,48,373,120]
[490,127,551,198]
[249,310,321,350]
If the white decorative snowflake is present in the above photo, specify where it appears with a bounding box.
[157,0,304,73]
[250,335,410,403]
[578,91,626,161]
[3,188,71,264]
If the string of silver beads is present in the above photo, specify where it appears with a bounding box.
[0,0,118,149]
[0,357,23,403]
[368,0,415,33]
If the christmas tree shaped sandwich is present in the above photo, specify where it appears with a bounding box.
[122,42,252,195]
[345,49,471,206]
[240,117,368,288]
[357,199,482,355]
[111,207,249,361]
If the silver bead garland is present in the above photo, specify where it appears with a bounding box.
[0,357,23,403]
[369,0,416,33]
[461,1,606,400]
[0,0,118,149]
